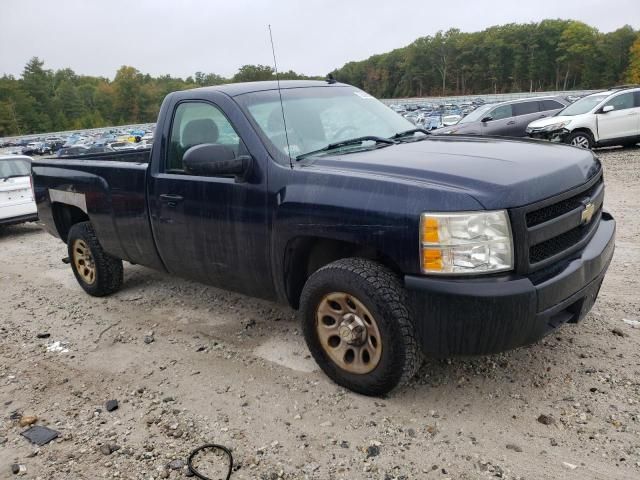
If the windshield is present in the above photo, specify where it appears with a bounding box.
[0,158,30,179]
[236,86,414,159]
[458,104,493,124]
[558,94,608,116]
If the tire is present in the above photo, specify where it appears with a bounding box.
[565,131,594,149]
[67,221,123,297]
[299,258,421,396]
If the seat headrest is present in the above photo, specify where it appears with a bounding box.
[182,119,219,148]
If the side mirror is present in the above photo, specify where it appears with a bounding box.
[601,105,614,113]
[183,144,251,178]
[481,116,493,123]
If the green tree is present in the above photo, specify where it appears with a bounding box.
[625,35,640,83]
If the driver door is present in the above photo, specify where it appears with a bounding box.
[482,104,519,136]
[147,100,272,298]
[597,92,638,140]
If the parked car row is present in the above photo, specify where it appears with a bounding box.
[421,85,640,149]
[1,125,155,158]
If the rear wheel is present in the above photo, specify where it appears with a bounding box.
[299,258,421,396]
[67,221,123,296]
[565,131,594,149]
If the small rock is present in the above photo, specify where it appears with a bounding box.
[11,464,26,475]
[562,462,578,470]
[612,328,626,337]
[168,459,185,470]
[537,414,555,425]
[506,443,523,452]
[143,335,154,344]
[100,444,113,455]
[18,415,37,427]
[162,396,175,403]
[105,400,119,412]
[320,421,333,427]
[36,333,50,339]
[366,445,380,458]
[340,440,350,448]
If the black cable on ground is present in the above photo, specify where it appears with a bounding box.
[187,443,233,480]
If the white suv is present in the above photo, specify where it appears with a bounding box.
[526,86,640,149]
[0,155,38,226]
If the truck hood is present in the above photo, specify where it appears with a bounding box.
[527,114,577,129]
[306,136,600,209]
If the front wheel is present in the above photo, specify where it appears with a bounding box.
[565,131,594,149]
[299,258,421,396]
[67,221,123,297]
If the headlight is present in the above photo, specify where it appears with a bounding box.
[542,120,571,132]
[420,211,513,275]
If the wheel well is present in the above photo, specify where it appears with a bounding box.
[569,128,594,140]
[283,237,401,309]
[52,203,89,242]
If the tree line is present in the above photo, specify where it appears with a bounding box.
[0,61,317,137]
[2,19,640,137]
[331,20,640,98]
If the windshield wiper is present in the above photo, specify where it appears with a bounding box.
[1,174,26,182]
[296,136,396,161]
[390,128,431,141]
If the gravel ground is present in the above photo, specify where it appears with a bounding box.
[1,147,639,480]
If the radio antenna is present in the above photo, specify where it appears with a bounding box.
[268,24,292,168]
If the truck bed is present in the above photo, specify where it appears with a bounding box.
[31,155,163,271]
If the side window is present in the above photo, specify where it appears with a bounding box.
[513,101,539,116]
[539,100,565,111]
[166,102,242,172]
[489,104,513,120]
[634,91,640,107]
[603,92,634,111]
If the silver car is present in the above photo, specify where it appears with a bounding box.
[431,96,569,137]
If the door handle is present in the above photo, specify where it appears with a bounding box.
[159,194,183,208]
[507,120,516,125]
[539,114,547,118]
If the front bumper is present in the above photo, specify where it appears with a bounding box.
[405,213,615,356]
[525,127,570,142]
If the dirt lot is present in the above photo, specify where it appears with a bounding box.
[1,147,639,480]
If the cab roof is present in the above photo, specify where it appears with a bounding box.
[190,80,348,97]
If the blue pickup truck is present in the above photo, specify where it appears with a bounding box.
[32,80,615,395]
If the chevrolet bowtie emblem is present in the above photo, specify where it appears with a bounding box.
[581,202,595,224]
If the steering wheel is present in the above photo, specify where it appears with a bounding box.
[333,125,358,140]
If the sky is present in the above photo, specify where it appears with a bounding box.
[1,0,638,80]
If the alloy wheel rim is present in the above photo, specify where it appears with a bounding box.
[72,239,96,285]
[571,135,589,148]
[315,292,382,374]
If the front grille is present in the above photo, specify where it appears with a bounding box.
[529,208,601,263]
[510,170,604,275]
[526,177,603,227]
